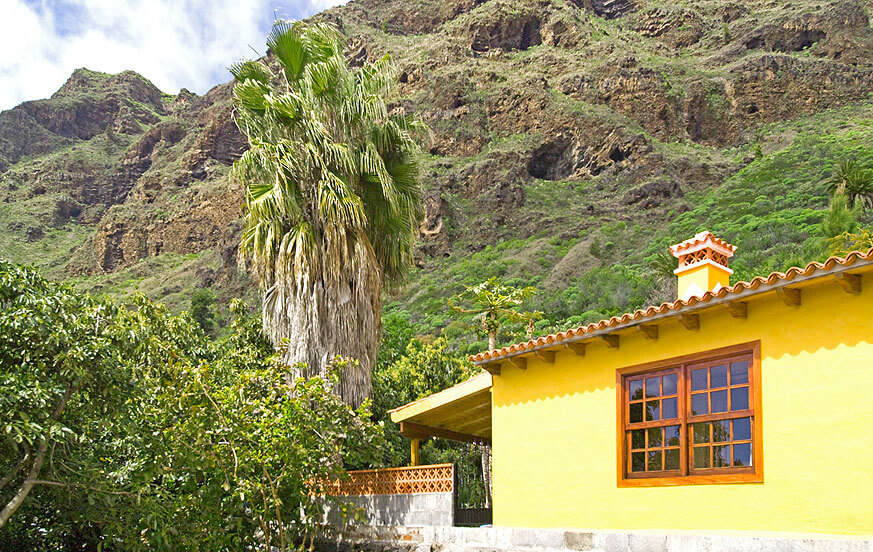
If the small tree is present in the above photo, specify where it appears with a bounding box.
[448,278,542,509]
[827,228,873,257]
[449,277,542,351]
[820,192,863,239]
[190,287,217,334]
[827,159,873,209]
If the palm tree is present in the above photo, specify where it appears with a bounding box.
[230,21,427,407]
[449,277,541,351]
[827,160,873,209]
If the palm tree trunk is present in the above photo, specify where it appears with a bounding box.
[488,332,496,351]
[263,240,381,407]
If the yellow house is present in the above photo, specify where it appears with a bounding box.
[391,232,873,539]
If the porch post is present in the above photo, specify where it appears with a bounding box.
[411,438,420,466]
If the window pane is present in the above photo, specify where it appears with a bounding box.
[665,425,680,447]
[663,373,678,395]
[733,443,752,467]
[693,446,710,468]
[711,390,728,413]
[730,361,749,385]
[647,450,662,471]
[731,387,749,411]
[662,397,678,419]
[629,403,643,423]
[647,427,662,448]
[733,417,752,441]
[631,429,645,450]
[693,423,709,444]
[664,449,680,470]
[713,445,730,467]
[691,392,708,415]
[711,365,728,388]
[712,420,730,443]
[691,368,708,391]
[645,400,660,421]
[630,380,644,401]
[632,451,646,472]
[646,377,660,398]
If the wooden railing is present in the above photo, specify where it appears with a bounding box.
[326,463,454,496]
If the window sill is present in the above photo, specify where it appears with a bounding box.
[618,471,763,487]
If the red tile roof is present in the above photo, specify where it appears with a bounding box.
[669,230,737,256]
[469,246,873,364]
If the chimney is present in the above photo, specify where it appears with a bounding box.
[669,231,737,301]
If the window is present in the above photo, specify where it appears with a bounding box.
[616,341,762,487]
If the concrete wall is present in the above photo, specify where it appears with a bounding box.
[491,277,873,535]
[320,525,873,552]
[323,492,453,527]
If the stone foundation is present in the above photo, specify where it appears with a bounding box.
[322,493,454,527]
[319,525,873,552]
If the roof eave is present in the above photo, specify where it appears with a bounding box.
[473,256,873,367]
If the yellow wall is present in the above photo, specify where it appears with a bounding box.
[492,275,873,536]
[676,262,730,300]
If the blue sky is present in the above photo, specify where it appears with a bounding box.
[0,0,348,110]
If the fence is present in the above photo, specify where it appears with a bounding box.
[326,463,454,496]
[324,463,491,527]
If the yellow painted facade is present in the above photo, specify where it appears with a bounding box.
[491,274,873,536]
[675,262,731,301]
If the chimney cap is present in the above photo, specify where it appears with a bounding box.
[669,231,737,259]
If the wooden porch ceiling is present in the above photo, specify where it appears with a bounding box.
[389,373,492,444]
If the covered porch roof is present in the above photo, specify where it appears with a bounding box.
[389,373,492,445]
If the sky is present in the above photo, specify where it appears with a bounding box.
[0,0,349,110]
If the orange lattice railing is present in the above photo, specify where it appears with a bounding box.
[326,463,454,496]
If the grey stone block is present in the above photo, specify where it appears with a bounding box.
[564,531,595,551]
[595,531,631,552]
[628,533,668,552]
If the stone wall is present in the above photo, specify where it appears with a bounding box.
[319,525,873,552]
[322,493,454,527]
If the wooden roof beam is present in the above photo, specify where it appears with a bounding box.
[776,287,801,307]
[678,313,700,331]
[507,356,527,370]
[636,324,658,340]
[835,273,862,295]
[564,342,586,356]
[481,362,501,375]
[725,301,747,319]
[601,334,620,349]
[535,350,556,363]
[399,421,490,445]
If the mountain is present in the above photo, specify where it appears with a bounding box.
[2,0,873,348]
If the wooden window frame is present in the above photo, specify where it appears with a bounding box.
[616,341,763,487]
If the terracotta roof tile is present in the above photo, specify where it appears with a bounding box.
[469,246,873,364]
[669,230,737,255]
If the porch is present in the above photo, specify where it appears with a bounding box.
[325,374,493,528]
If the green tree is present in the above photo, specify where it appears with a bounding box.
[0,262,211,532]
[827,159,873,209]
[827,228,873,256]
[820,192,863,239]
[190,287,217,334]
[231,21,428,407]
[449,277,541,350]
[373,336,474,465]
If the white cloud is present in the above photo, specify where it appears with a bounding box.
[0,0,349,110]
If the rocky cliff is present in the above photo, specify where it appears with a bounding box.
[2,0,873,338]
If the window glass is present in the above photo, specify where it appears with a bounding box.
[622,350,757,481]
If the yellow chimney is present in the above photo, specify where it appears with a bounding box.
[669,231,737,301]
